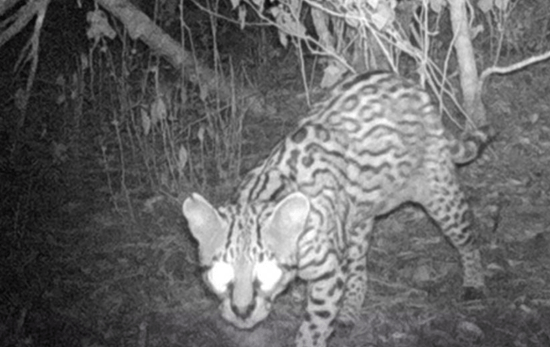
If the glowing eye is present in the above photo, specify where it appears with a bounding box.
[255,260,283,292]
[208,262,234,293]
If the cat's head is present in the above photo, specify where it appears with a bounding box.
[182,192,310,329]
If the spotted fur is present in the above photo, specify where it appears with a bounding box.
[183,71,486,347]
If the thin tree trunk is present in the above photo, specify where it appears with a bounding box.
[447,0,487,127]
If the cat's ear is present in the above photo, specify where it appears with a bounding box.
[183,194,227,264]
[263,192,310,260]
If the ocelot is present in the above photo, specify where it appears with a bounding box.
[183,71,487,347]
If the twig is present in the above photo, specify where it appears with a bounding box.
[480,50,550,82]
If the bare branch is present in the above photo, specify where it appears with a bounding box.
[0,0,49,49]
[14,0,50,124]
[97,0,267,114]
[0,0,20,18]
[480,50,550,82]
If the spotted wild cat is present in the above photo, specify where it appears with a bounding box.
[183,71,487,347]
